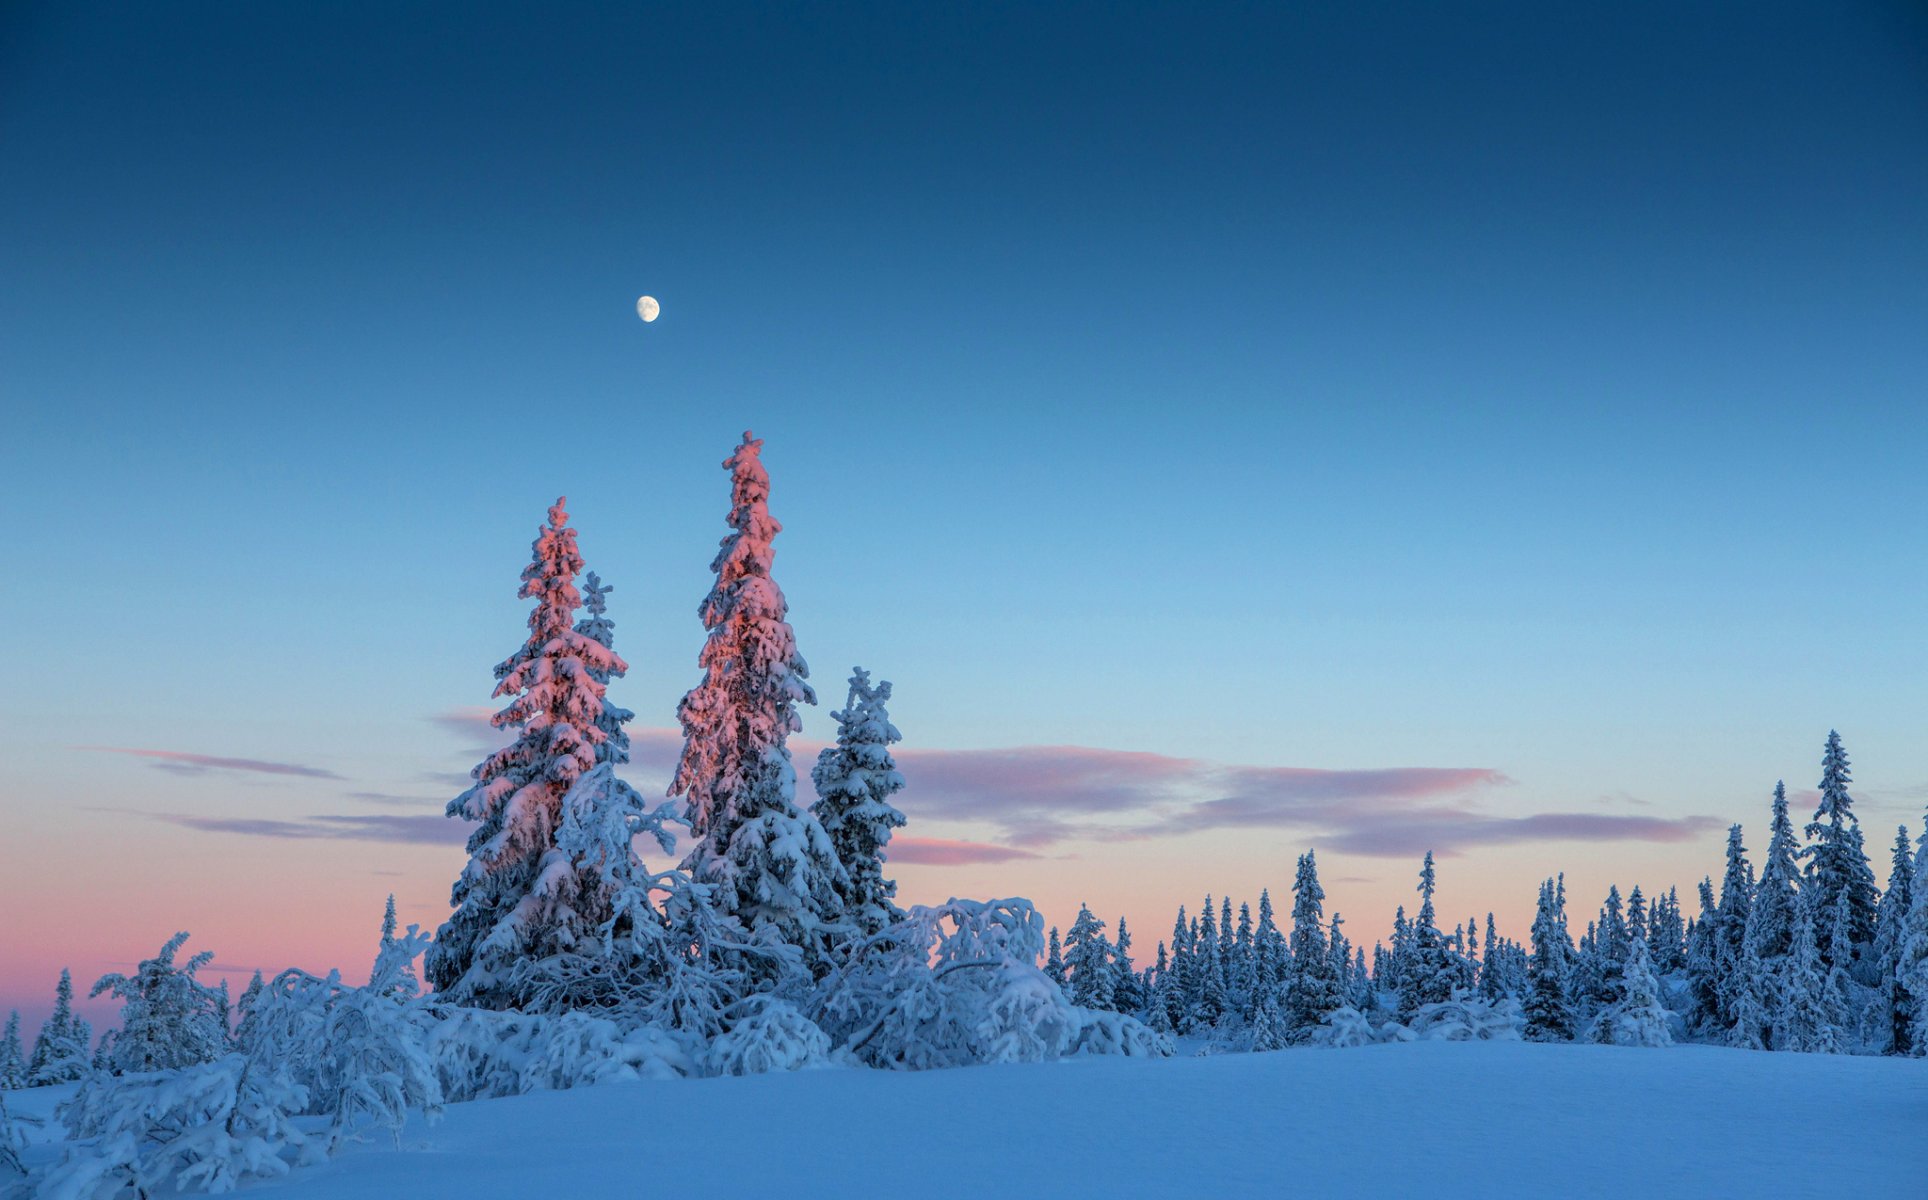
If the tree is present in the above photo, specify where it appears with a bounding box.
[1044,927,1067,988]
[1774,889,1841,1053]
[1283,851,1344,1041]
[1684,877,1721,1031]
[1594,935,1672,1047]
[1112,918,1143,1013]
[1250,991,1287,1052]
[1805,730,1878,971]
[670,432,845,960]
[574,572,636,767]
[1750,783,1801,961]
[28,968,93,1085]
[1252,889,1286,992]
[0,1014,23,1090]
[1398,852,1459,1018]
[1713,824,1755,1031]
[93,932,230,1073]
[1524,878,1575,1042]
[427,498,635,1004]
[1064,906,1117,1010]
[1873,822,1918,1053]
[810,667,908,938]
[1896,820,1928,1055]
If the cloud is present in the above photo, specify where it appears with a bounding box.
[77,746,344,780]
[888,836,1044,867]
[346,791,442,808]
[133,811,465,845]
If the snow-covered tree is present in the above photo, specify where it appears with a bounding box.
[1063,905,1116,1011]
[1043,927,1067,988]
[27,968,93,1086]
[1249,990,1286,1052]
[1684,877,1721,1031]
[809,667,907,938]
[1593,935,1672,1047]
[0,1014,23,1090]
[1112,917,1143,1013]
[573,571,636,767]
[92,932,229,1074]
[1805,731,1878,972]
[1873,822,1918,1054]
[1253,889,1286,993]
[1712,824,1755,1031]
[1397,852,1460,1018]
[1897,821,1928,1055]
[670,432,846,963]
[1750,783,1801,961]
[428,498,636,1005]
[1773,888,1842,1053]
[1524,878,1574,1042]
[1283,852,1344,1042]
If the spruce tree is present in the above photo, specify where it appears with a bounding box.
[1524,878,1575,1042]
[1480,913,1506,1001]
[1250,990,1287,1052]
[1398,852,1459,1017]
[1064,905,1116,1011]
[1805,731,1878,970]
[810,667,908,937]
[1044,927,1067,988]
[1895,819,1928,1055]
[427,498,639,1004]
[1873,823,1917,1053]
[1253,889,1286,991]
[0,1014,22,1090]
[1112,917,1142,1013]
[1598,935,1673,1047]
[670,432,846,959]
[574,572,636,766]
[28,969,91,1085]
[1713,824,1755,1031]
[1283,852,1344,1041]
[1685,876,1722,1031]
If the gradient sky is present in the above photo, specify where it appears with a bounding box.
[4,1,1926,1030]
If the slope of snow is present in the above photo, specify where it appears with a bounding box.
[200,1041,1927,1199]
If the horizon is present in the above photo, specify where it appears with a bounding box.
[4,1,1928,1033]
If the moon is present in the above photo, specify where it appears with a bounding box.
[636,295,660,323]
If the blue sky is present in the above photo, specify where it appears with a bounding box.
[2,1,1925,1024]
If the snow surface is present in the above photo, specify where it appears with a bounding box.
[24,1041,1910,1199]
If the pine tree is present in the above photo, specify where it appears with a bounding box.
[1896,818,1928,1055]
[1044,927,1067,988]
[1805,730,1878,971]
[1713,824,1755,1031]
[0,1014,22,1090]
[1685,876,1722,1031]
[1064,905,1116,1011]
[1250,990,1287,1052]
[1148,942,1178,1032]
[669,433,845,959]
[28,969,91,1085]
[1283,851,1344,1041]
[1524,878,1575,1042]
[1253,889,1286,991]
[1398,852,1459,1018]
[427,498,635,1003]
[1111,918,1142,1013]
[1873,823,1918,1053]
[1597,935,1673,1047]
[1774,888,1841,1053]
[92,933,228,1073]
[1480,913,1506,1001]
[574,572,636,766]
[810,667,908,937]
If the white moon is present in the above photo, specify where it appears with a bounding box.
[636,295,660,323]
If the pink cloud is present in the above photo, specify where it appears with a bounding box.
[888,836,1044,866]
[77,746,344,780]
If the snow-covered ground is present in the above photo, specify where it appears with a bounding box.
[21,1041,1915,1199]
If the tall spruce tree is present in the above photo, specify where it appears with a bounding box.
[1805,730,1878,970]
[27,969,91,1086]
[1524,878,1576,1042]
[1873,823,1918,1053]
[1398,852,1459,1017]
[809,667,908,937]
[1283,851,1344,1042]
[1064,905,1116,1011]
[1713,824,1755,1030]
[427,499,637,1004]
[670,432,846,958]
[0,1014,22,1090]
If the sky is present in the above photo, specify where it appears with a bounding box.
[3,1,1926,1030]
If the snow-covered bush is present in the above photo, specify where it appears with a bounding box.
[1398,994,1524,1042]
[41,1055,307,1199]
[428,1008,691,1101]
[1069,1008,1172,1059]
[90,933,230,1074]
[707,997,831,1076]
[233,905,444,1153]
[1314,1004,1382,1048]
[28,972,93,1086]
[815,898,1167,1070]
[0,1091,25,1180]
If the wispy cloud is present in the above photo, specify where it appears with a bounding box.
[889,836,1044,867]
[77,746,344,780]
[134,811,464,845]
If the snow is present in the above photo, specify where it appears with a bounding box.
[17,1041,1912,1200]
